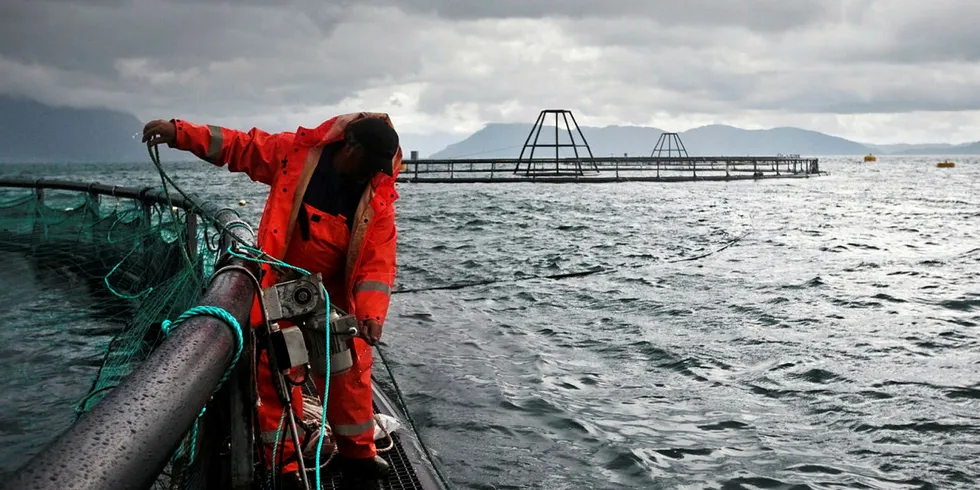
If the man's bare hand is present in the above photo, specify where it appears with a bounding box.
[360,319,383,345]
[142,119,177,147]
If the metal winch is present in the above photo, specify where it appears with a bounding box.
[260,272,359,377]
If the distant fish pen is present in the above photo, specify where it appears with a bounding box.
[398,109,823,184]
[397,155,821,183]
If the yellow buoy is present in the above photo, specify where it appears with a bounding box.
[238,200,248,206]
[936,160,955,168]
[863,154,877,162]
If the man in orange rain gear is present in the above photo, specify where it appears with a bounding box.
[143,113,401,489]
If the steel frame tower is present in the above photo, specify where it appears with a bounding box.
[650,132,689,158]
[514,109,598,176]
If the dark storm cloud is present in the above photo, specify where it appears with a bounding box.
[0,0,428,121]
[405,1,980,119]
[872,4,980,64]
[778,1,980,66]
[0,0,978,143]
[369,0,838,32]
[0,0,332,73]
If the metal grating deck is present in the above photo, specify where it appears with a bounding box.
[315,394,443,490]
[318,431,424,490]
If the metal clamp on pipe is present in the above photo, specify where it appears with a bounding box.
[255,273,359,490]
[261,273,359,377]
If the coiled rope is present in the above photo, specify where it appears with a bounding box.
[159,305,243,462]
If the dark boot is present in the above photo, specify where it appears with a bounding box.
[337,455,390,490]
[279,470,308,490]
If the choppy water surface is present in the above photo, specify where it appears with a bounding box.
[1,157,978,488]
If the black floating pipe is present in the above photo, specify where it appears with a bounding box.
[0,178,196,211]
[0,179,258,490]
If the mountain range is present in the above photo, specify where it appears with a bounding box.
[0,96,151,163]
[429,122,980,159]
[1,96,977,162]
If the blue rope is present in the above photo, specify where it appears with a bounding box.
[314,284,330,489]
[225,244,310,275]
[160,305,244,462]
[103,242,154,299]
[226,244,331,486]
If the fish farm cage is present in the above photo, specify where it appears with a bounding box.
[399,109,823,183]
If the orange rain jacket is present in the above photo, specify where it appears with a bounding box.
[171,113,401,326]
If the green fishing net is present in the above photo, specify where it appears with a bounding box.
[0,184,225,489]
[0,168,439,490]
[0,187,217,412]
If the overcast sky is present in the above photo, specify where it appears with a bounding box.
[2,0,979,147]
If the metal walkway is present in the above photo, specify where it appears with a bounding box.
[316,382,446,490]
[397,156,822,183]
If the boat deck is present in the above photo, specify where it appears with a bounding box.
[315,381,445,490]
